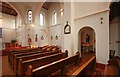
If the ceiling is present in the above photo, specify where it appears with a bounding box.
[0,2,18,16]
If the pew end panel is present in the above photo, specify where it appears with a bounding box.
[65,50,68,57]
[18,59,23,76]
[26,65,33,76]
[14,55,17,75]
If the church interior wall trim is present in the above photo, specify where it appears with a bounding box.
[74,8,110,21]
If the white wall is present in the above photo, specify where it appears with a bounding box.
[34,7,49,46]
[73,2,110,64]
[1,13,16,43]
[16,15,21,29]
[38,29,49,46]
[9,2,62,47]
[40,8,49,27]
[49,24,62,46]
[48,2,61,25]
[63,2,76,56]
[48,2,62,46]
[2,13,15,29]
[75,11,109,64]
[74,2,109,19]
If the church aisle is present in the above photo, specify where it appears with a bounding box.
[2,55,15,76]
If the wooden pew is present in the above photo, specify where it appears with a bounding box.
[14,50,60,75]
[26,51,79,76]
[72,56,96,76]
[17,51,68,76]
[8,47,42,65]
[12,49,51,69]
[10,48,44,68]
[10,46,59,68]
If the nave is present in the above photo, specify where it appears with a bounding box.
[0,1,120,77]
[2,45,96,76]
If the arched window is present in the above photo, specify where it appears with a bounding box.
[28,10,32,23]
[40,13,44,26]
[52,12,57,25]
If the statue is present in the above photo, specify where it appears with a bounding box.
[86,34,90,43]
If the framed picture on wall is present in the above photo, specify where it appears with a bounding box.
[0,28,2,38]
[64,21,71,34]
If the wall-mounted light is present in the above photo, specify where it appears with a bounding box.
[60,9,64,16]
[31,24,35,27]
[100,17,103,24]
[0,18,2,26]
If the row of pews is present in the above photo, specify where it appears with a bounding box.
[8,45,80,76]
[26,52,80,76]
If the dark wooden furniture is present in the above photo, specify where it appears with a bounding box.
[17,51,68,76]
[25,52,79,76]
[14,50,60,75]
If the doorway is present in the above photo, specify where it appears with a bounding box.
[109,1,120,56]
[78,27,95,54]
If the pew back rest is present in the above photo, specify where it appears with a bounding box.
[18,52,67,75]
[32,59,65,76]
[28,51,79,76]
[14,50,60,74]
[65,53,79,66]
[18,50,60,61]
[12,50,44,68]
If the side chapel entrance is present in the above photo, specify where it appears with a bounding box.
[78,27,96,54]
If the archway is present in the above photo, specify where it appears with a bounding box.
[36,1,63,47]
[78,26,96,54]
[1,2,23,48]
[109,1,120,56]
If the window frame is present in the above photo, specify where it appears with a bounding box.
[27,10,32,23]
[40,13,44,26]
[52,11,57,25]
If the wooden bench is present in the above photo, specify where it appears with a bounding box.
[26,51,79,76]
[12,49,54,69]
[11,50,44,68]
[9,47,48,65]
[72,55,96,76]
[14,50,60,75]
[8,47,42,65]
[11,48,60,66]
[17,51,68,76]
